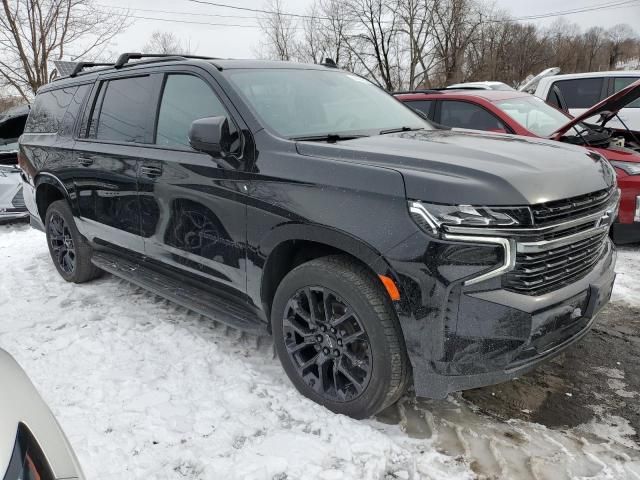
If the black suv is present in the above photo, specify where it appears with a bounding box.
[20,53,618,418]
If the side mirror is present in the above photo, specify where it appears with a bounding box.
[188,116,232,156]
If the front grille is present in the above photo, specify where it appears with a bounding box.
[504,231,609,295]
[11,187,25,209]
[531,188,614,226]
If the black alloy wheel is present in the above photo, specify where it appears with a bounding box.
[272,255,410,419]
[45,200,102,283]
[282,286,372,402]
[47,211,76,274]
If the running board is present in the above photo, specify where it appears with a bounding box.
[91,252,268,336]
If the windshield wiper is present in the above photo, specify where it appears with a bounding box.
[379,126,424,135]
[290,133,366,143]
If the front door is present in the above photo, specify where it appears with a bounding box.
[139,70,249,300]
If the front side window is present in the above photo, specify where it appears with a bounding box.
[554,78,604,109]
[225,69,429,138]
[495,96,572,137]
[613,77,640,108]
[94,76,153,143]
[440,100,506,131]
[156,74,232,149]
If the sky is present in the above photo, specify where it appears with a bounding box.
[105,0,640,60]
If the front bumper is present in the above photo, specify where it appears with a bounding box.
[384,232,617,399]
[611,220,640,244]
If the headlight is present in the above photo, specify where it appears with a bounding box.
[4,424,54,480]
[409,201,531,235]
[610,160,640,176]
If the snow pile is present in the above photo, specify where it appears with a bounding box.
[0,225,469,479]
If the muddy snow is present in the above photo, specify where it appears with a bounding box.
[1,223,640,479]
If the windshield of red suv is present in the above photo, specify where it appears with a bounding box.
[225,69,430,138]
[495,96,574,137]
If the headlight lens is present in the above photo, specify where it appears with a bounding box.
[610,160,640,176]
[409,201,531,234]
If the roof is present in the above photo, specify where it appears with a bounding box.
[541,70,640,80]
[394,89,529,102]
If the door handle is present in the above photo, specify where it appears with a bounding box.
[78,156,94,166]
[140,165,162,178]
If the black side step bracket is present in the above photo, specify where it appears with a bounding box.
[91,252,268,336]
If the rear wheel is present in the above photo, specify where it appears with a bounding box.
[45,200,101,283]
[272,255,409,419]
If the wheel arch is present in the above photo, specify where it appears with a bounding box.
[34,173,72,222]
[258,224,396,318]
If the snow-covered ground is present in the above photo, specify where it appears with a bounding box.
[1,224,640,479]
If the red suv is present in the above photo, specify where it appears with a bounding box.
[395,84,640,244]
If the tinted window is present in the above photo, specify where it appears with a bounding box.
[406,100,434,119]
[59,84,90,136]
[440,101,506,131]
[546,88,562,109]
[25,87,77,133]
[156,75,230,149]
[94,76,153,143]
[554,78,604,109]
[613,77,640,108]
[225,69,428,138]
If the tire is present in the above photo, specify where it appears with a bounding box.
[272,255,410,419]
[45,200,102,283]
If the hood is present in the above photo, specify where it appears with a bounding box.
[296,129,615,205]
[0,349,83,479]
[552,79,640,139]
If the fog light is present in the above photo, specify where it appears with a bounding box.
[635,196,640,223]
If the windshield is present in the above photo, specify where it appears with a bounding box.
[495,96,571,137]
[225,69,430,138]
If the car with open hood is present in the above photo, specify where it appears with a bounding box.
[19,54,618,418]
[521,69,640,131]
[0,105,29,222]
[395,80,640,243]
[0,348,84,479]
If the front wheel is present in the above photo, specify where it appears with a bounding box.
[45,200,101,283]
[271,255,410,419]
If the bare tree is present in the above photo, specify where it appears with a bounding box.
[257,0,298,60]
[583,26,607,71]
[396,0,438,89]
[143,31,193,55]
[341,0,401,90]
[606,24,636,69]
[0,0,130,100]
[430,0,482,84]
[299,0,352,66]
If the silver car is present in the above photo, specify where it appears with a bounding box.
[0,348,84,479]
[0,105,29,223]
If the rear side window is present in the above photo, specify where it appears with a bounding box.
[440,101,506,131]
[613,77,640,108]
[406,100,434,119]
[553,78,604,109]
[92,76,153,143]
[156,74,231,149]
[25,87,77,133]
[59,84,90,136]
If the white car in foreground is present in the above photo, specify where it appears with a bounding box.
[0,348,84,479]
[523,70,640,130]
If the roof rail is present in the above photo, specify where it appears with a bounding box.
[392,89,443,95]
[114,52,220,69]
[69,62,114,78]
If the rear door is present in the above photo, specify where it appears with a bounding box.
[137,67,249,300]
[74,73,162,254]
